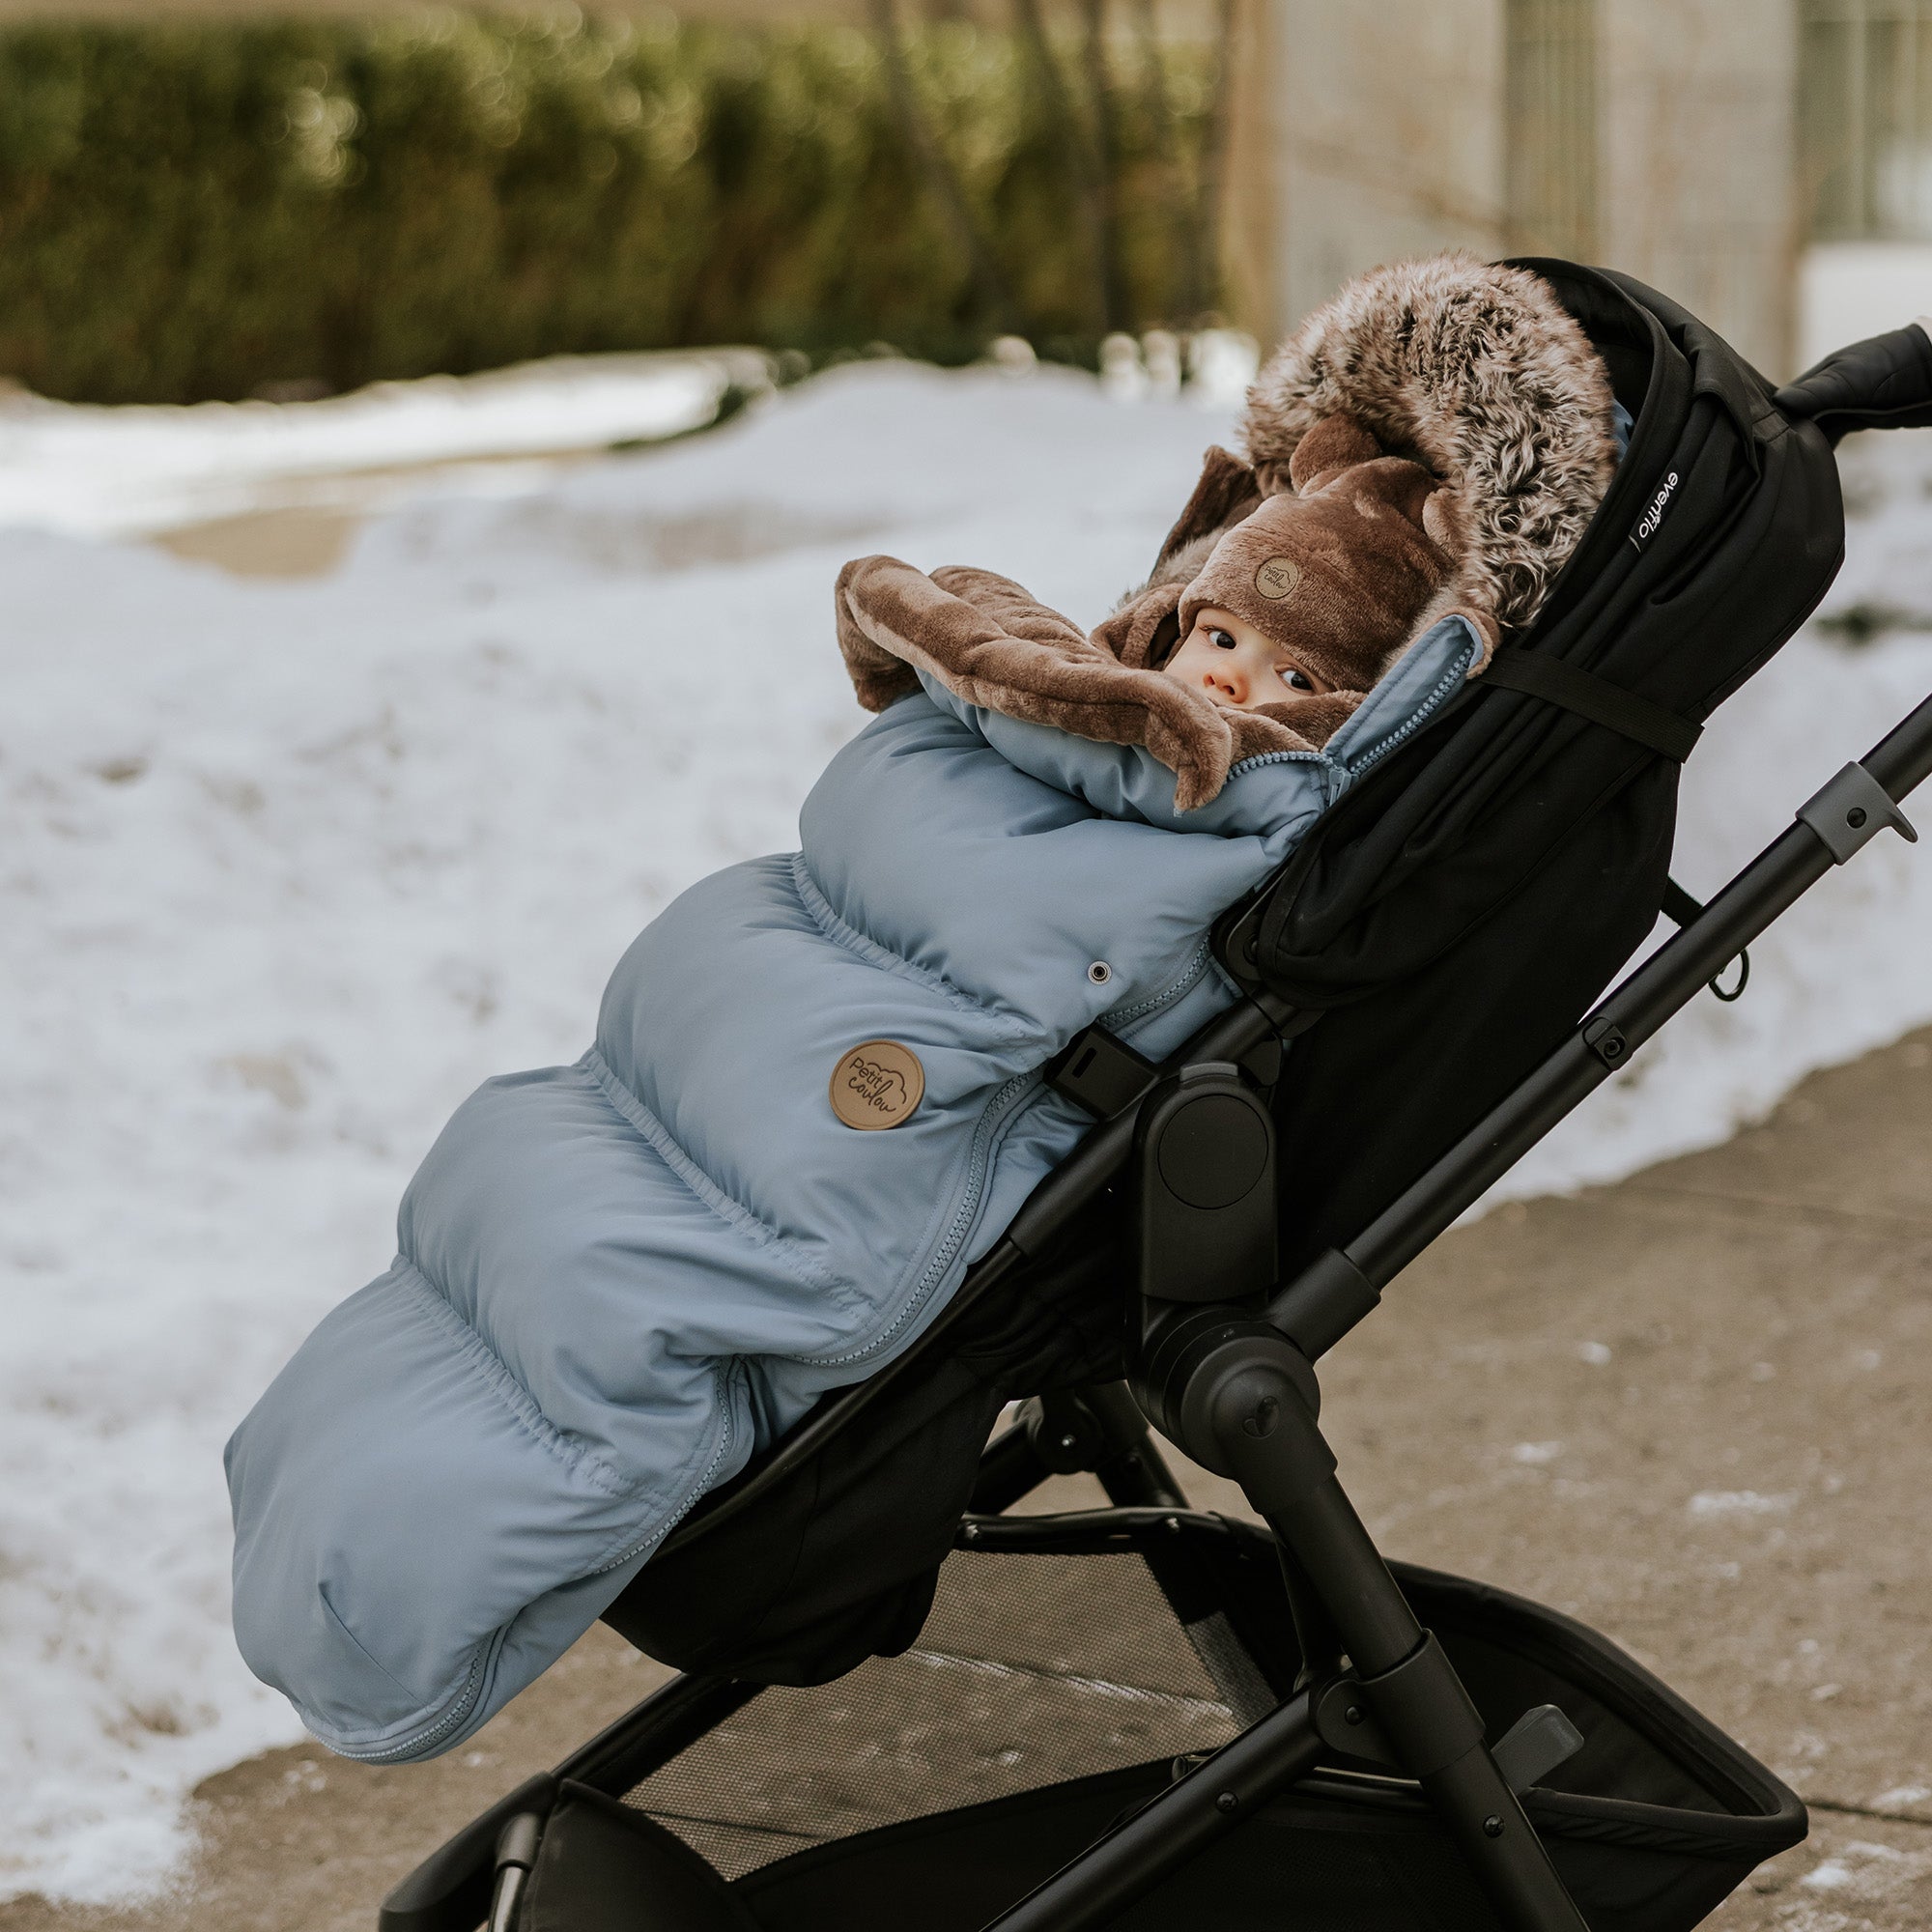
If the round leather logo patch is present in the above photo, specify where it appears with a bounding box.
[830,1039,925,1130]
[1254,554,1301,600]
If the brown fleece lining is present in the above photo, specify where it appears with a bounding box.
[836,555,1327,811]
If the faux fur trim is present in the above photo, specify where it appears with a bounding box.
[1241,254,1616,642]
[835,555,1323,811]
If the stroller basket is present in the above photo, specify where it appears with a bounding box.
[510,1511,1800,1932]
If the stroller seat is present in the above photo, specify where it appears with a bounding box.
[377,259,1932,1932]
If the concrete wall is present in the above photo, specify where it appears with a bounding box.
[1598,0,1800,377]
[1253,0,1508,345]
[1241,0,1802,377]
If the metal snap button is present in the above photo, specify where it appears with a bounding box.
[1088,961,1112,985]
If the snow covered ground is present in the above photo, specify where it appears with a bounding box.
[0,348,762,541]
[5,352,1932,1905]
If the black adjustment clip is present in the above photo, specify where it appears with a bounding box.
[1492,1704,1587,1795]
[1797,759,1918,864]
[1046,1025,1158,1118]
[1582,1015,1630,1069]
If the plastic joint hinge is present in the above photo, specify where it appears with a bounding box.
[1355,1633,1487,1779]
[1796,760,1918,864]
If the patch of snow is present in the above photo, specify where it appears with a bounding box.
[0,349,761,541]
[1688,1490,1799,1520]
[6,355,1932,1904]
[1800,1839,1932,1898]
[0,357,1258,1903]
[1186,327,1262,408]
[1799,241,1932,374]
[1875,1784,1932,1809]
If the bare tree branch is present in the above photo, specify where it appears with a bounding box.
[1011,0,1112,333]
[1079,0,1128,331]
[869,0,1023,334]
[1190,0,1237,323]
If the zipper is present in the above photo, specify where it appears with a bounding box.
[585,1370,738,1577]
[1345,657,1471,778]
[807,924,1224,1375]
[1343,635,1482,780]
[331,1644,496,1764]
[807,1064,1039,1370]
[1226,747,1330,782]
[1224,630,1480,793]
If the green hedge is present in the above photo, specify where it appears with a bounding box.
[0,9,1218,404]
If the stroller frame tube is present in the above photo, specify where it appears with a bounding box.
[983,1685,1328,1932]
[986,1322,1595,1932]
[1276,693,1932,1356]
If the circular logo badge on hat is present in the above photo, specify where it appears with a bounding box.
[830,1039,925,1130]
[1255,555,1302,601]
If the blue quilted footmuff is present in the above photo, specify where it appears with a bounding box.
[225,618,1481,1762]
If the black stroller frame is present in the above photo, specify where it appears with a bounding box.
[384,276,1932,1932]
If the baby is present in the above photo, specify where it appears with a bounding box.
[225,253,1619,1766]
[835,254,1615,810]
[1156,412,1466,745]
[828,413,1481,815]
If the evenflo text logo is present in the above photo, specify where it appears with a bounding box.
[1630,471,1680,552]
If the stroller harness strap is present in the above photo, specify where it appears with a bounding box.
[1482,646,1703,762]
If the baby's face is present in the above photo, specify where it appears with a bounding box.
[1161,607,1333,710]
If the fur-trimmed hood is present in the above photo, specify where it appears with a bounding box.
[1103,255,1617,680]
[1241,252,1617,643]
[836,256,1616,811]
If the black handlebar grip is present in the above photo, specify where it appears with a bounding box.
[1774,319,1932,444]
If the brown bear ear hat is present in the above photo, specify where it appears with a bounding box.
[1176,412,1463,697]
[1236,251,1620,663]
[836,254,1620,812]
[1099,253,1618,692]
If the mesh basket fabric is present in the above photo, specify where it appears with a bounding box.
[597,1513,1803,1931]
[621,1546,1242,1879]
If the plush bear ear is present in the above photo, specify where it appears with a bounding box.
[1152,445,1264,574]
[1420,485,1463,552]
[1287,412,1387,493]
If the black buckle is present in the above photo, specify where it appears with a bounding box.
[1046,1026,1158,1118]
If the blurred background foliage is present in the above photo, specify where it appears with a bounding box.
[0,6,1225,404]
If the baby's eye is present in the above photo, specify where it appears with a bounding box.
[1282,666,1315,692]
[1208,628,1236,651]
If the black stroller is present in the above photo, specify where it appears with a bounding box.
[379,264,1932,1932]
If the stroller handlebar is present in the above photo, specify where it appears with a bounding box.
[1774,319,1932,444]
